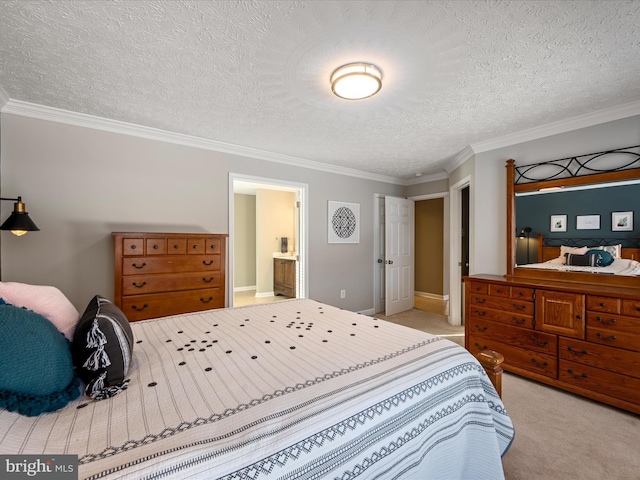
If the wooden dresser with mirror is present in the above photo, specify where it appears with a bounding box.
[465,146,640,414]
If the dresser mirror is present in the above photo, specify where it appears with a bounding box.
[505,145,640,287]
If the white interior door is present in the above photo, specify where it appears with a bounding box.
[385,196,414,316]
[374,195,386,313]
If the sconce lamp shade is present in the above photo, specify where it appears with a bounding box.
[517,227,532,239]
[0,197,40,236]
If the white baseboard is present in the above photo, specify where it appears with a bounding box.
[415,291,449,301]
[255,291,275,298]
[358,308,376,316]
[234,285,257,292]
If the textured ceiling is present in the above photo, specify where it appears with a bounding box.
[1,0,639,179]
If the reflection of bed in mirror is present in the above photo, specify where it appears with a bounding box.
[514,232,640,279]
[465,145,640,415]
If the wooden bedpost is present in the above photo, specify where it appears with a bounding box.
[537,232,544,263]
[476,350,504,398]
[506,160,516,276]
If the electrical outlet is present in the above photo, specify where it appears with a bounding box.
[340,289,346,299]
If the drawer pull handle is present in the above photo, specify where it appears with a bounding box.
[130,245,137,250]
[512,317,525,325]
[174,244,180,249]
[132,263,146,269]
[202,277,214,283]
[475,297,486,304]
[132,303,148,311]
[200,296,214,303]
[474,310,486,316]
[596,316,616,325]
[531,358,548,368]
[210,244,216,250]
[153,244,159,249]
[530,337,548,347]
[567,369,587,379]
[193,245,199,249]
[132,281,147,288]
[567,346,587,356]
[496,289,503,293]
[512,304,526,311]
[474,324,487,332]
[203,260,214,266]
[596,333,616,342]
[474,342,487,350]
[599,302,606,307]
[636,306,640,312]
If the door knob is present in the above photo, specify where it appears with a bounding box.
[377,258,384,263]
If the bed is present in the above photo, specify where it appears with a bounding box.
[0,298,514,479]
[515,233,640,276]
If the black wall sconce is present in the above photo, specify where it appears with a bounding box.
[0,197,40,236]
[518,226,532,263]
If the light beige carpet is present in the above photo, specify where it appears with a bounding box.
[374,308,640,479]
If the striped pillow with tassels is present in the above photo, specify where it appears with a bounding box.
[72,295,134,400]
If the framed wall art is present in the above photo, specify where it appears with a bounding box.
[612,211,633,231]
[576,215,600,230]
[328,201,360,244]
[550,214,567,232]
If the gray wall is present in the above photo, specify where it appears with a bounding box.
[2,111,638,313]
[0,113,403,312]
[233,193,256,288]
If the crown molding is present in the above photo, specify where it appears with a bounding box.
[445,146,475,174]
[1,99,405,185]
[471,100,640,154]
[401,170,449,186]
[0,84,9,110]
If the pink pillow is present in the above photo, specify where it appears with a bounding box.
[559,246,588,264]
[0,282,79,340]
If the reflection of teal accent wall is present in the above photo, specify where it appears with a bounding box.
[516,184,640,249]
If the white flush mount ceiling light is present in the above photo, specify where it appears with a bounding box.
[330,63,382,100]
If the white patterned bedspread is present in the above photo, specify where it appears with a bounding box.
[0,299,514,479]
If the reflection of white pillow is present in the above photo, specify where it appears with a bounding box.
[593,244,622,259]
[558,246,588,265]
[547,256,566,265]
[560,246,588,256]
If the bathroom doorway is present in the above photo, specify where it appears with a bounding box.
[229,174,308,307]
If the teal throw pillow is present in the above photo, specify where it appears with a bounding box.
[0,302,80,416]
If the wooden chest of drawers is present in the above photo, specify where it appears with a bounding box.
[465,275,640,414]
[113,232,227,321]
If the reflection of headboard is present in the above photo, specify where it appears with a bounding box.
[536,233,640,262]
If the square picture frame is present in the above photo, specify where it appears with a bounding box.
[328,201,360,244]
[576,215,600,230]
[612,211,633,232]
[550,214,567,232]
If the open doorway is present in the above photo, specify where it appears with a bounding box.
[229,174,308,308]
[449,176,471,327]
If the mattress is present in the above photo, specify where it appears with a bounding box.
[0,299,514,479]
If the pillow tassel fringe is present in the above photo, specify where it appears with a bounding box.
[86,372,129,400]
[83,345,111,371]
[86,318,107,348]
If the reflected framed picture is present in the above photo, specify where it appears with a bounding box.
[612,211,633,231]
[328,201,360,244]
[576,215,600,230]
[550,214,567,232]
